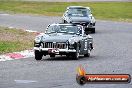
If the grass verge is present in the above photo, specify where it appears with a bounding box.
[0,1,132,22]
[0,27,36,54]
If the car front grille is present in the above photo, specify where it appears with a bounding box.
[42,42,67,49]
[72,22,89,26]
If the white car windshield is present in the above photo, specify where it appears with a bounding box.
[46,25,81,35]
[67,8,90,17]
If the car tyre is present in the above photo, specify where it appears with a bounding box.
[66,54,70,58]
[35,50,43,60]
[72,52,79,60]
[63,20,68,23]
[85,31,89,35]
[84,50,90,57]
[50,54,55,58]
[91,28,95,33]
[72,46,79,60]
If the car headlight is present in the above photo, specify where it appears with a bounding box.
[68,39,77,49]
[35,36,41,43]
[68,39,75,45]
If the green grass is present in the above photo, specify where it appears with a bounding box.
[0,27,36,54]
[0,41,22,54]
[0,1,132,22]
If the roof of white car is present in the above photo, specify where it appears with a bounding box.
[67,6,90,9]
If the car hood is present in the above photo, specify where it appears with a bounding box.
[70,17,91,22]
[41,33,80,43]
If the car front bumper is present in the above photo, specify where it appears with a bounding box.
[34,47,76,54]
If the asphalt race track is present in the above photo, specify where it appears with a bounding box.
[0,14,132,88]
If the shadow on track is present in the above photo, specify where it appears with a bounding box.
[41,55,96,61]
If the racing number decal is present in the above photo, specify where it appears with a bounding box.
[84,40,87,50]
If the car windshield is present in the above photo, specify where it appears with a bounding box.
[67,8,90,17]
[46,25,81,35]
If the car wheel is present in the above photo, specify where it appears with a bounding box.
[92,28,95,33]
[84,50,90,57]
[64,20,67,23]
[35,50,43,60]
[66,54,70,58]
[84,28,89,35]
[50,54,55,58]
[72,52,79,60]
[72,46,79,60]
[93,23,95,26]
[85,31,89,35]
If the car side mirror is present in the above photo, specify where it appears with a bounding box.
[64,14,66,17]
[45,24,50,33]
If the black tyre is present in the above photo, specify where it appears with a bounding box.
[84,50,90,57]
[64,20,67,23]
[34,50,43,60]
[66,54,70,58]
[93,23,96,26]
[72,46,79,60]
[72,52,79,60]
[91,28,95,33]
[85,31,89,35]
[84,28,89,35]
[50,54,55,58]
